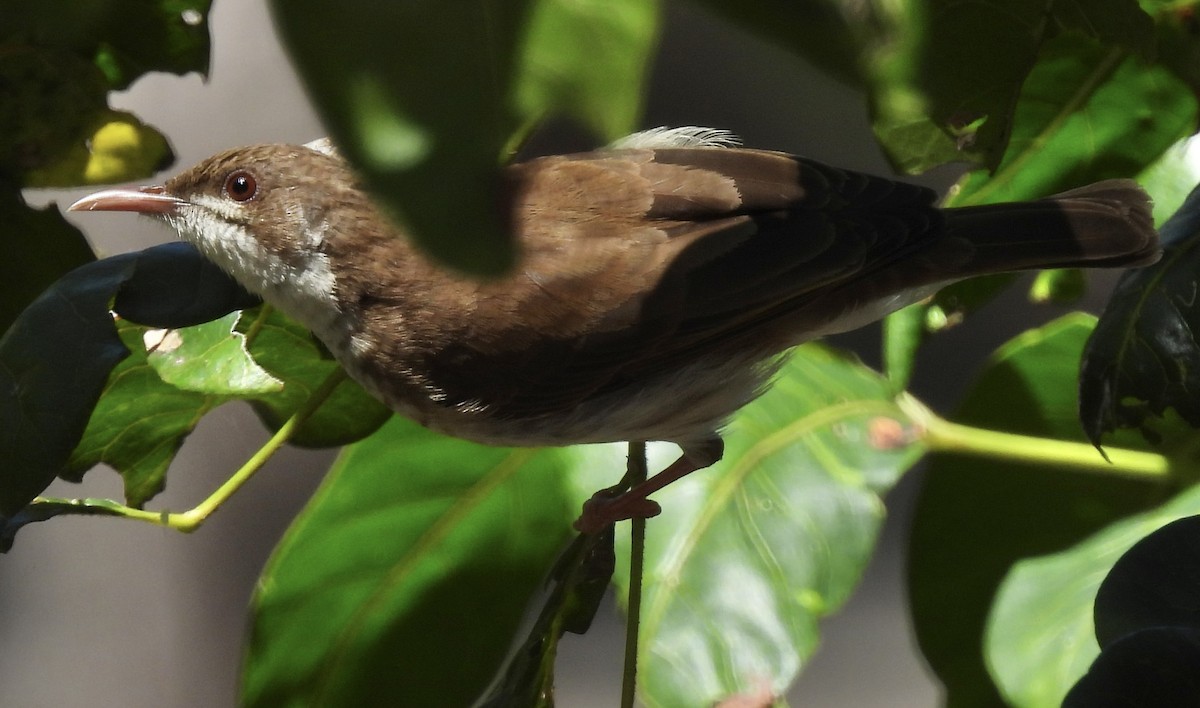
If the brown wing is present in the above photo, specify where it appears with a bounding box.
[413,147,941,418]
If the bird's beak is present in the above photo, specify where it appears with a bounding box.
[68,185,187,214]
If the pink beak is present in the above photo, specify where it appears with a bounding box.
[68,185,187,214]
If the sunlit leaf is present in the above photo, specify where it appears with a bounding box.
[24,111,173,187]
[871,0,1155,174]
[146,312,281,396]
[926,31,1194,326]
[563,343,924,706]
[62,319,219,507]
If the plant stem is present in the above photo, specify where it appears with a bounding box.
[34,367,348,532]
[898,394,1171,480]
[622,441,648,708]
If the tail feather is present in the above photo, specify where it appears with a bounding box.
[941,179,1160,275]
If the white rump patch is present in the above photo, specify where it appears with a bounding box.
[608,126,742,150]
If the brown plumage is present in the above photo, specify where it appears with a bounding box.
[70,132,1159,530]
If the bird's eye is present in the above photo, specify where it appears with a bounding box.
[224,170,258,202]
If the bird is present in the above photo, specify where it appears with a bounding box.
[70,127,1159,532]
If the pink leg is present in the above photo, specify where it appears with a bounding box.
[573,439,723,534]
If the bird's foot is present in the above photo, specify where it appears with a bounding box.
[573,489,662,535]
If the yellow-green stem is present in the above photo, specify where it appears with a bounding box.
[36,367,348,532]
[899,394,1171,480]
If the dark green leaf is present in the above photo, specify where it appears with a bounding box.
[269,0,657,275]
[1081,182,1200,447]
[563,344,924,706]
[0,47,108,179]
[1152,1,1200,98]
[479,531,615,708]
[241,307,391,448]
[988,489,1200,706]
[1,1,209,185]
[0,497,128,553]
[242,417,575,708]
[65,306,386,508]
[1093,514,1200,648]
[0,192,95,333]
[87,0,212,89]
[0,251,144,516]
[110,242,261,328]
[0,0,211,89]
[1064,628,1200,708]
[689,0,867,84]
[0,240,359,518]
[909,315,1167,708]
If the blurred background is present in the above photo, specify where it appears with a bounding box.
[4,2,1124,705]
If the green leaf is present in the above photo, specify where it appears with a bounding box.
[1,2,210,185]
[63,320,218,507]
[951,34,1195,208]
[870,0,1156,174]
[479,531,615,707]
[23,110,174,187]
[927,31,1195,325]
[0,497,128,553]
[147,312,281,396]
[0,192,95,333]
[0,242,248,517]
[0,237,378,520]
[0,47,108,179]
[87,0,212,89]
[64,306,388,508]
[1028,268,1085,305]
[1,0,212,88]
[564,343,924,706]
[987,488,1200,707]
[515,0,658,141]
[1137,133,1200,227]
[882,302,926,388]
[269,0,658,275]
[1080,183,1200,448]
[241,307,391,448]
[241,417,575,708]
[909,314,1168,708]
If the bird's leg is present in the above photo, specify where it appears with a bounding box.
[574,438,725,534]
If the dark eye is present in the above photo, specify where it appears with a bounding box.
[224,170,258,201]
